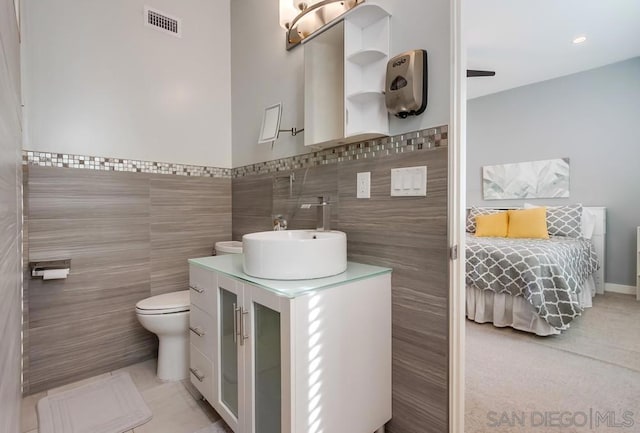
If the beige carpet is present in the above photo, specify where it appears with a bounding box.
[37,372,152,433]
[466,293,640,433]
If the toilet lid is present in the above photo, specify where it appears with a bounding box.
[136,290,190,315]
[215,241,243,254]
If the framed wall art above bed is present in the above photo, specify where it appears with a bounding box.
[482,158,571,200]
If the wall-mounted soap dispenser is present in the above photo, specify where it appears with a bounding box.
[385,49,428,118]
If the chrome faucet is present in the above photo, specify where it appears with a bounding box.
[273,215,288,231]
[301,195,331,231]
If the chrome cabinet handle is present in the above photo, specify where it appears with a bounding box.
[189,285,204,294]
[233,303,240,343]
[189,367,205,382]
[240,307,249,346]
[189,326,205,337]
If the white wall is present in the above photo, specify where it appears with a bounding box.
[467,58,640,286]
[22,0,232,168]
[0,0,23,430]
[230,0,451,167]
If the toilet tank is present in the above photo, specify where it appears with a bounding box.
[214,241,243,255]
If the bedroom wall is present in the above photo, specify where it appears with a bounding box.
[466,57,640,287]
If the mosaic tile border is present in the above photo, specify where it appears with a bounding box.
[21,125,446,179]
[22,151,232,178]
[232,125,448,178]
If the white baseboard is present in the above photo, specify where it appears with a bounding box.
[604,283,636,295]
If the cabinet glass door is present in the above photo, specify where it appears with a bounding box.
[253,302,281,433]
[220,287,239,418]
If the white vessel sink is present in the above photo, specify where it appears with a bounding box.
[242,230,347,280]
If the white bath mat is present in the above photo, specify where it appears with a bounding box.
[37,372,152,433]
[193,419,233,433]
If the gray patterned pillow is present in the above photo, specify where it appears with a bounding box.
[546,204,583,237]
[466,207,502,233]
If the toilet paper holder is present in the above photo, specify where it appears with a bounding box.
[30,259,71,280]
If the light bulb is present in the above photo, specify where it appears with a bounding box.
[319,2,348,24]
[279,0,298,30]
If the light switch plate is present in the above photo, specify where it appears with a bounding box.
[390,166,427,197]
[357,172,371,199]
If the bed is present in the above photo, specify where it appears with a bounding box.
[465,206,606,336]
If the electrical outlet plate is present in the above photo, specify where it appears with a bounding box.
[390,166,427,197]
[357,172,371,199]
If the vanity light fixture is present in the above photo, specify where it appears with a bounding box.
[280,0,364,50]
[572,35,587,44]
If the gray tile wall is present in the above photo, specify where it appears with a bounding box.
[23,167,231,394]
[231,174,273,239]
[232,145,449,433]
[0,0,23,430]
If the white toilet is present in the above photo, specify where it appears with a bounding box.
[135,290,191,381]
[135,242,242,381]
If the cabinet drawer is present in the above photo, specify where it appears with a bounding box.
[189,265,215,311]
[189,304,215,360]
[190,344,214,403]
[216,273,237,295]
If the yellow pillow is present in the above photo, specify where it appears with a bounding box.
[475,211,509,237]
[507,207,549,239]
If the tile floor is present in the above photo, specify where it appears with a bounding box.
[21,359,227,433]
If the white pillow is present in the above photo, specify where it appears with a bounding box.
[581,208,596,240]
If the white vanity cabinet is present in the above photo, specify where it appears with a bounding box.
[304,4,391,150]
[188,264,216,403]
[212,274,288,433]
[188,255,392,433]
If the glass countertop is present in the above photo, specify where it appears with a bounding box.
[188,254,391,298]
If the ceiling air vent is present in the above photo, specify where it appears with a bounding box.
[144,7,181,37]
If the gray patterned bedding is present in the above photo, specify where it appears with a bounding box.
[466,234,599,330]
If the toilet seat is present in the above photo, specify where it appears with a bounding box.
[135,290,190,315]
